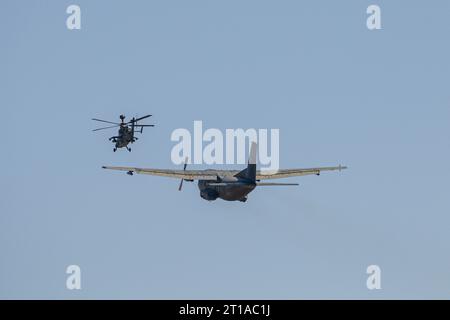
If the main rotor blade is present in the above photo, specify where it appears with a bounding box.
[133,125,155,127]
[178,179,184,191]
[92,118,120,125]
[92,124,120,131]
[132,115,152,122]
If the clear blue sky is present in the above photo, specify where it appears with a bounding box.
[1,0,450,299]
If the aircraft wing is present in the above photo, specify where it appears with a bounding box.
[102,166,222,180]
[103,165,346,181]
[256,165,347,180]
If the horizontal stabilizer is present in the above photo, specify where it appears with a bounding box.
[207,183,228,187]
[256,182,299,186]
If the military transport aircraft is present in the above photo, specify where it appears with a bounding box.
[102,142,347,202]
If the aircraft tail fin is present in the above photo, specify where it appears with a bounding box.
[234,142,257,182]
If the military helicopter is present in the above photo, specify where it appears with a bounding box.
[92,114,154,152]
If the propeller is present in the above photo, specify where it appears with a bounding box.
[178,157,189,191]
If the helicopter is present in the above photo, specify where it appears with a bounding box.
[92,114,154,152]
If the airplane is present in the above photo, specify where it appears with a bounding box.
[102,142,347,202]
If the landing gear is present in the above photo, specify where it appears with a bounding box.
[127,147,131,152]
[239,197,248,202]
[113,148,117,152]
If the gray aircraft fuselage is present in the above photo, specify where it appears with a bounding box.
[198,177,256,202]
[111,126,135,150]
